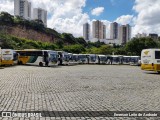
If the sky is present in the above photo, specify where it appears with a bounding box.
[0,0,160,38]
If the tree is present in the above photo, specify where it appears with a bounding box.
[29,20,45,31]
[86,45,113,54]
[125,37,158,55]
[87,41,105,48]
[96,45,113,54]
[55,40,64,49]
[61,33,77,44]
[14,16,24,25]
[75,37,87,46]
[113,47,127,55]
[0,12,14,25]
[63,44,85,53]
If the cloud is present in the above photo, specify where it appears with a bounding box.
[91,7,104,16]
[0,0,14,15]
[49,13,90,37]
[1,0,159,38]
[0,0,90,37]
[29,0,89,37]
[115,15,134,25]
[132,0,160,36]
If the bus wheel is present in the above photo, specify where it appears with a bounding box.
[157,71,160,74]
[39,62,43,67]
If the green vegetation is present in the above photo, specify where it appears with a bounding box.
[125,37,159,55]
[0,11,160,55]
[63,44,85,54]
[1,33,160,55]
[0,34,57,50]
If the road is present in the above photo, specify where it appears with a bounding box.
[0,65,160,120]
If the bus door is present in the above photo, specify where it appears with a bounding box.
[48,51,58,65]
[13,51,18,65]
[43,51,49,66]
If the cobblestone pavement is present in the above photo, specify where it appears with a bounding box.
[0,65,160,120]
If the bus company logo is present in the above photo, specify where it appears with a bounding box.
[144,51,149,55]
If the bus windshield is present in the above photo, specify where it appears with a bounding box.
[49,52,58,62]
[13,51,18,61]
[99,56,106,61]
[155,51,160,59]
[79,55,86,59]
[90,55,96,62]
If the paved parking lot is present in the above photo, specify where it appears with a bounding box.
[0,65,160,120]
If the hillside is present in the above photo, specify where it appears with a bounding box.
[0,25,59,43]
[0,12,87,45]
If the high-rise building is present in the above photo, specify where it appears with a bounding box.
[135,33,147,38]
[126,24,131,42]
[118,24,131,45]
[110,22,118,39]
[83,23,90,41]
[33,8,47,27]
[92,20,105,40]
[149,33,158,40]
[103,25,106,39]
[14,0,31,20]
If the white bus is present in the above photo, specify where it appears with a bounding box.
[58,51,70,65]
[68,53,78,65]
[88,54,99,64]
[16,49,58,66]
[122,56,131,65]
[111,55,123,65]
[72,54,79,64]
[97,55,107,64]
[141,49,160,73]
[78,54,88,64]
[1,49,18,66]
[130,56,140,66]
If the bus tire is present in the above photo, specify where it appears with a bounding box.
[157,71,160,74]
[39,62,43,67]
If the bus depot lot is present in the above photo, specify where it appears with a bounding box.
[0,65,160,120]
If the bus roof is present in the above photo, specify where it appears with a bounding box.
[142,49,160,51]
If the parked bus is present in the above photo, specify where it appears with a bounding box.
[97,55,107,64]
[106,55,113,64]
[122,56,131,65]
[78,54,88,64]
[1,49,18,66]
[58,51,70,65]
[88,54,99,64]
[141,49,160,73]
[130,56,140,66]
[72,54,79,64]
[16,49,58,66]
[111,55,123,65]
[68,53,78,65]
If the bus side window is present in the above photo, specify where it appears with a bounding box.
[155,51,160,59]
